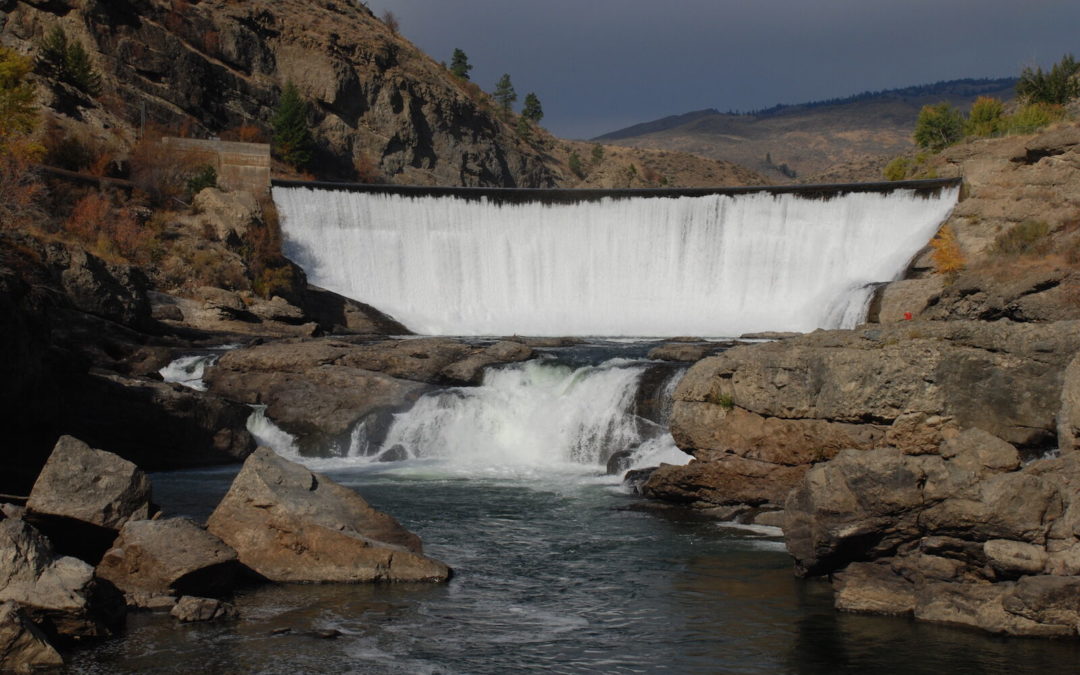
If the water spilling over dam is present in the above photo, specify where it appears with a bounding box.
[273,180,959,336]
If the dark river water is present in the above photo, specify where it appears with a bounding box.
[68,462,1080,675]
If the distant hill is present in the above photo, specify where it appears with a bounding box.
[595,78,1018,182]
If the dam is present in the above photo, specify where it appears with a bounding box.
[272,179,960,337]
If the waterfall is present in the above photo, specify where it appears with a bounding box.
[274,185,958,337]
[240,355,691,473]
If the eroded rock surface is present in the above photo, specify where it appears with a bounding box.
[206,449,450,583]
[96,518,238,600]
[26,436,152,563]
[649,320,1080,514]
[784,432,1080,637]
[0,601,64,673]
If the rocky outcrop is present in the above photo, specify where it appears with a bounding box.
[96,518,238,600]
[68,370,257,471]
[1059,353,1080,455]
[2,0,557,187]
[874,122,1080,324]
[26,436,152,563]
[204,336,532,454]
[0,601,64,673]
[648,320,1080,515]
[0,515,125,642]
[206,449,450,583]
[783,431,1080,637]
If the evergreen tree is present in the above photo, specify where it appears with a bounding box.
[272,82,315,169]
[493,73,516,113]
[449,48,472,80]
[516,115,532,142]
[39,26,102,96]
[1017,54,1080,105]
[521,92,543,123]
[64,39,101,96]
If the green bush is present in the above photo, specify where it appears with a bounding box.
[1002,103,1066,135]
[186,164,217,196]
[965,96,1005,137]
[991,221,1050,257]
[914,102,964,151]
[1016,54,1080,105]
[568,151,584,178]
[883,156,911,181]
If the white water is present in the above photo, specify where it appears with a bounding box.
[245,356,690,476]
[274,187,958,336]
[158,354,217,391]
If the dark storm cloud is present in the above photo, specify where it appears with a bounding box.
[362,0,1080,138]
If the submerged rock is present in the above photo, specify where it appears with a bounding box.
[170,596,238,623]
[207,449,450,583]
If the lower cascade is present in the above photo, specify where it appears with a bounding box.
[274,185,959,336]
[236,353,690,473]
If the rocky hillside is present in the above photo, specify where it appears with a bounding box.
[0,0,761,188]
[596,79,1017,183]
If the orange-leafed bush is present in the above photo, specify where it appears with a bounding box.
[221,125,267,143]
[0,135,46,230]
[129,126,201,205]
[354,152,383,183]
[65,192,111,241]
[65,192,153,261]
[930,225,965,281]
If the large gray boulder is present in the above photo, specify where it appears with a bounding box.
[206,449,450,583]
[0,601,64,673]
[0,517,125,641]
[96,518,239,600]
[27,436,152,531]
[26,436,152,563]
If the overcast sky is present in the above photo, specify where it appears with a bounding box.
[361,0,1080,139]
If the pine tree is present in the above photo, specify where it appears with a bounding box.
[521,92,543,123]
[449,48,472,80]
[493,74,516,113]
[272,82,315,169]
[38,26,102,96]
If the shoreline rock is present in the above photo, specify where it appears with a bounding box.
[207,449,451,583]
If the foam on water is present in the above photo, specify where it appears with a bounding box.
[274,187,958,336]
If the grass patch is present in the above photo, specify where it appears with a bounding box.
[992,221,1051,257]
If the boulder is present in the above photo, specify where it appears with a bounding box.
[440,341,533,385]
[170,596,238,623]
[68,371,257,470]
[867,277,944,323]
[26,436,152,562]
[0,602,64,673]
[206,449,450,583]
[96,518,239,599]
[0,517,125,641]
[833,562,916,615]
[1059,353,1080,455]
[644,457,806,507]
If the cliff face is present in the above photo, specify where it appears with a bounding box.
[1,0,558,186]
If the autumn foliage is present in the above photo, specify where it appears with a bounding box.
[930,225,965,282]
